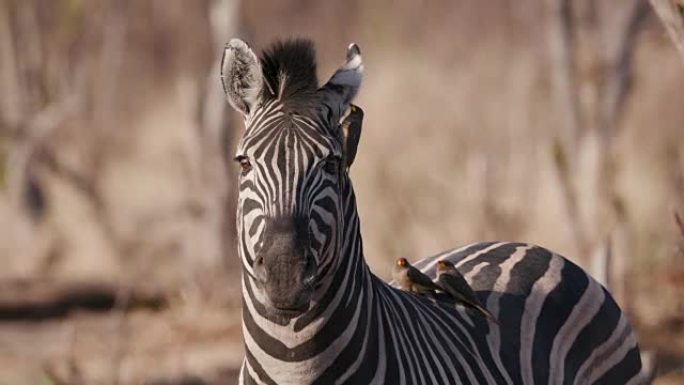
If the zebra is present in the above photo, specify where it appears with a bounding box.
[220,38,645,385]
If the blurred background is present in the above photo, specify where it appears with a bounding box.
[1,0,683,384]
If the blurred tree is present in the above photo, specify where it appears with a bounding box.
[545,0,650,307]
[0,0,244,295]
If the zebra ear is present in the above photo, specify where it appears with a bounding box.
[221,39,263,116]
[320,43,363,112]
[340,104,363,167]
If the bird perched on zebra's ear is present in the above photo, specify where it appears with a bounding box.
[436,260,500,325]
[393,257,444,294]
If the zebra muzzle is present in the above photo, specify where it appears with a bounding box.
[254,217,317,313]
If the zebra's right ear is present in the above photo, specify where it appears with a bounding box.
[221,39,263,116]
[320,43,363,115]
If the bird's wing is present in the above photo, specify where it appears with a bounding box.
[438,275,500,324]
[437,275,463,299]
[473,303,501,325]
[442,273,478,296]
[438,274,481,304]
[407,267,442,290]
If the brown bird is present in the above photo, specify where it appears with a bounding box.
[340,104,363,168]
[393,257,443,294]
[436,260,500,325]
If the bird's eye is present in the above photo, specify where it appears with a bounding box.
[235,155,252,175]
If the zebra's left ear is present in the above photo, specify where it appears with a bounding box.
[320,43,363,113]
[340,104,363,168]
[221,39,263,116]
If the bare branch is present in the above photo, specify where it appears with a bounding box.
[193,0,244,267]
[0,1,24,128]
[545,0,581,154]
[601,0,650,138]
[590,234,612,288]
[546,0,594,259]
[594,0,649,229]
[674,210,684,237]
[0,280,166,321]
[552,139,590,257]
[650,0,684,62]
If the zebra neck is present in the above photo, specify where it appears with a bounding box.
[339,183,371,279]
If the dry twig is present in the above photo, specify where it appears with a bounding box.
[650,0,684,62]
[674,210,684,238]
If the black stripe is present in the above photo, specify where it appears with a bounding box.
[563,288,623,383]
[244,348,277,385]
[532,259,589,384]
[244,258,366,360]
[592,345,642,385]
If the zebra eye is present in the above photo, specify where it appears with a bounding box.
[322,157,339,175]
[235,155,252,175]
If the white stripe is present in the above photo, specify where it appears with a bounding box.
[241,243,357,348]
[387,290,429,384]
[430,308,487,383]
[519,253,564,385]
[335,284,375,384]
[414,309,457,383]
[486,245,532,385]
[456,242,508,268]
[547,275,605,383]
[574,314,632,383]
[369,303,389,385]
[242,289,365,384]
[242,357,265,384]
[587,316,638,384]
[413,242,505,280]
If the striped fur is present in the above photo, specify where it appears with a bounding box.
[224,39,644,385]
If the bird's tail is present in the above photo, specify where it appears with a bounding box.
[473,304,501,326]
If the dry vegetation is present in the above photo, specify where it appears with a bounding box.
[0,0,683,383]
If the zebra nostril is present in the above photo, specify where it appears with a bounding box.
[254,256,267,282]
[303,255,317,285]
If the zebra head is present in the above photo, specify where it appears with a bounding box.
[221,38,363,318]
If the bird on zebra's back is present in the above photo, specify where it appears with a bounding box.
[437,259,500,325]
[393,257,443,294]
